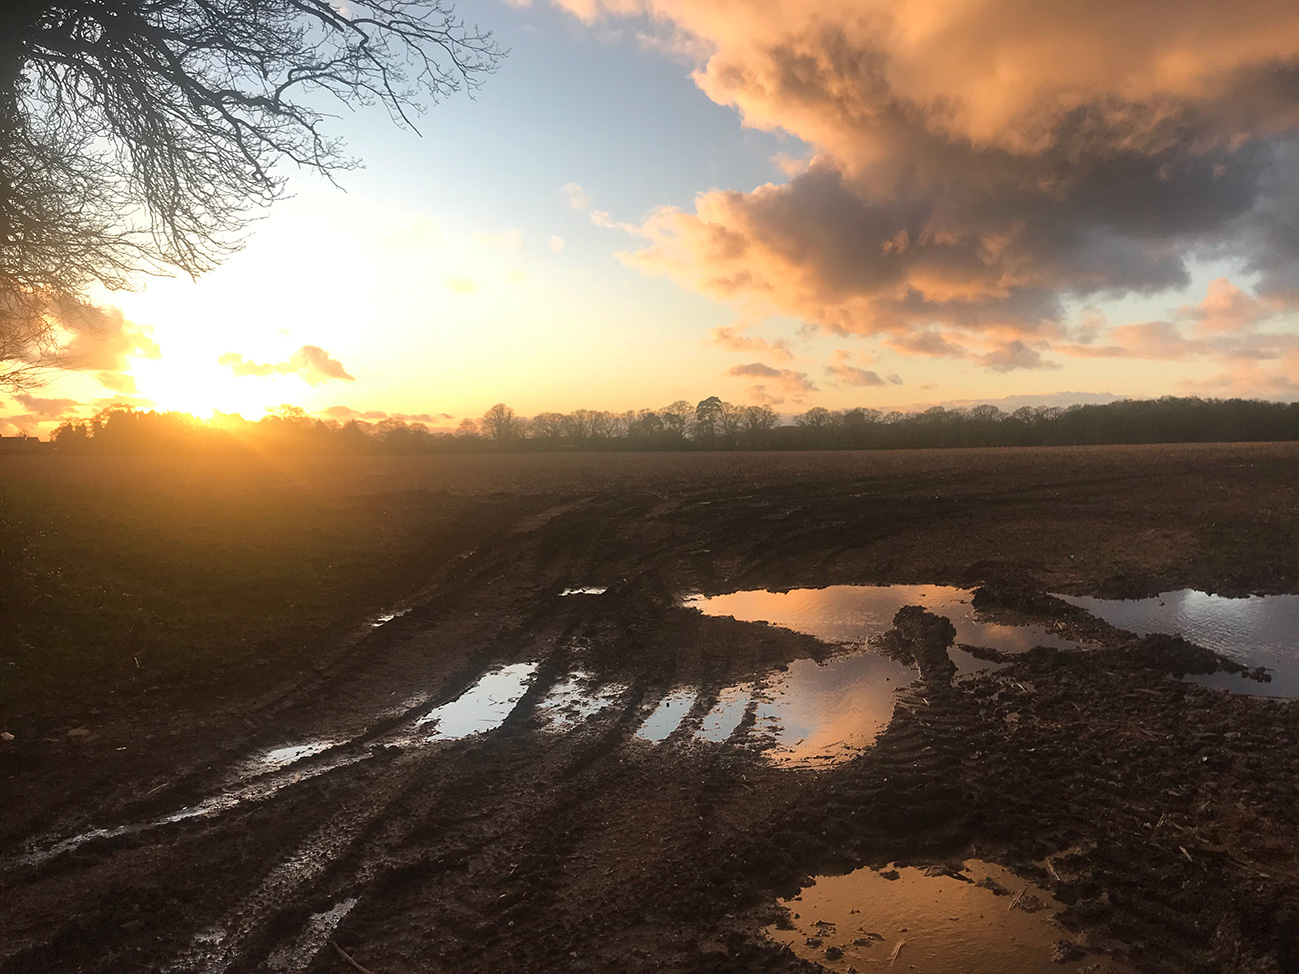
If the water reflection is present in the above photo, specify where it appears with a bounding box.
[694,685,753,743]
[267,898,359,973]
[635,689,697,741]
[416,663,539,739]
[255,741,341,771]
[753,651,914,766]
[1059,591,1299,697]
[537,670,627,730]
[770,860,1122,973]
[370,609,409,628]
[689,585,1086,673]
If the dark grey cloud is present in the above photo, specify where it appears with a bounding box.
[581,1,1299,368]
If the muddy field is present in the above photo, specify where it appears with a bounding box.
[3,443,1299,973]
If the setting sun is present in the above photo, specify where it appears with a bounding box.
[129,357,288,419]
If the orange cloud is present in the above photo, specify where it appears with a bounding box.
[1180,350,1299,399]
[826,364,886,387]
[710,324,794,362]
[14,393,80,417]
[727,361,816,393]
[564,1,1299,361]
[1180,277,1278,334]
[218,345,355,386]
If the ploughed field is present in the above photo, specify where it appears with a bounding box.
[2,443,1299,973]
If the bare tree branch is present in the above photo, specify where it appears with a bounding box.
[0,0,502,391]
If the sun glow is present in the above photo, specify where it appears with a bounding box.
[129,357,290,419]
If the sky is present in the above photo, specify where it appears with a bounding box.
[5,0,1299,435]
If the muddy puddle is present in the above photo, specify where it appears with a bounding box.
[636,688,698,741]
[266,898,358,973]
[536,670,627,729]
[694,684,752,742]
[416,662,539,739]
[669,585,1093,765]
[18,665,546,867]
[770,860,1124,973]
[370,609,409,628]
[688,585,1088,674]
[749,651,914,765]
[1060,590,1299,697]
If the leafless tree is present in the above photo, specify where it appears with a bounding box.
[741,404,779,446]
[659,400,694,441]
[563,408,597,445]
[481,402,520,444]
[529,411,566,445]
[717,401,745,448]
[1,0,501,389]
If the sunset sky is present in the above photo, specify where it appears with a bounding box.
[5,0,1299,435]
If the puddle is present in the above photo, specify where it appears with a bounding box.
[370,609,409,628]
[18,748,375,866]
[416,663,539,739]
[694,685,753,743]
[1059,591,1299,697]
[752,651,915,766]
[253,741,342,772]
[684,585,1095,764]
[561,586,607,596]
[17,665,544,868]
[636,688,697,741]
[536,670,627,730]
[266,898,358,973]
[770,860,1119,973]
[689,585,1087,673]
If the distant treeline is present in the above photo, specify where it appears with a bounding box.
[49,396,1299,455]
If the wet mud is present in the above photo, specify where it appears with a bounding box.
[3,445,1299,973]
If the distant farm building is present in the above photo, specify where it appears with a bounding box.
[0,435,49,454]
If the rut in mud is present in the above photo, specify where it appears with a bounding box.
[4,448,1299,974]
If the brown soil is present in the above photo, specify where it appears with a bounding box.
[3,443,1299,974]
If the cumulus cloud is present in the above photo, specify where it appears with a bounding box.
[562,182,593,211]
[548,235,566,254]
[1180,349,1299,398]
[745,384,786,407]
[727,362,817,405]
[14,393,80,417]
[218,345,356,386]
[1056,278,1299,368]
[979,341,1061,373]
[1179,277,1279,334]
[710,324,794,362]
[826,364,886,387]
[16,300,160,389]
[557,0,1299,366]
[1059,321,1207,360]
[96,371,138,393]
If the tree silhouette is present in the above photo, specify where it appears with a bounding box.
[38,395,1299,454]
[481,402,520,445]
[1,0,502,389]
